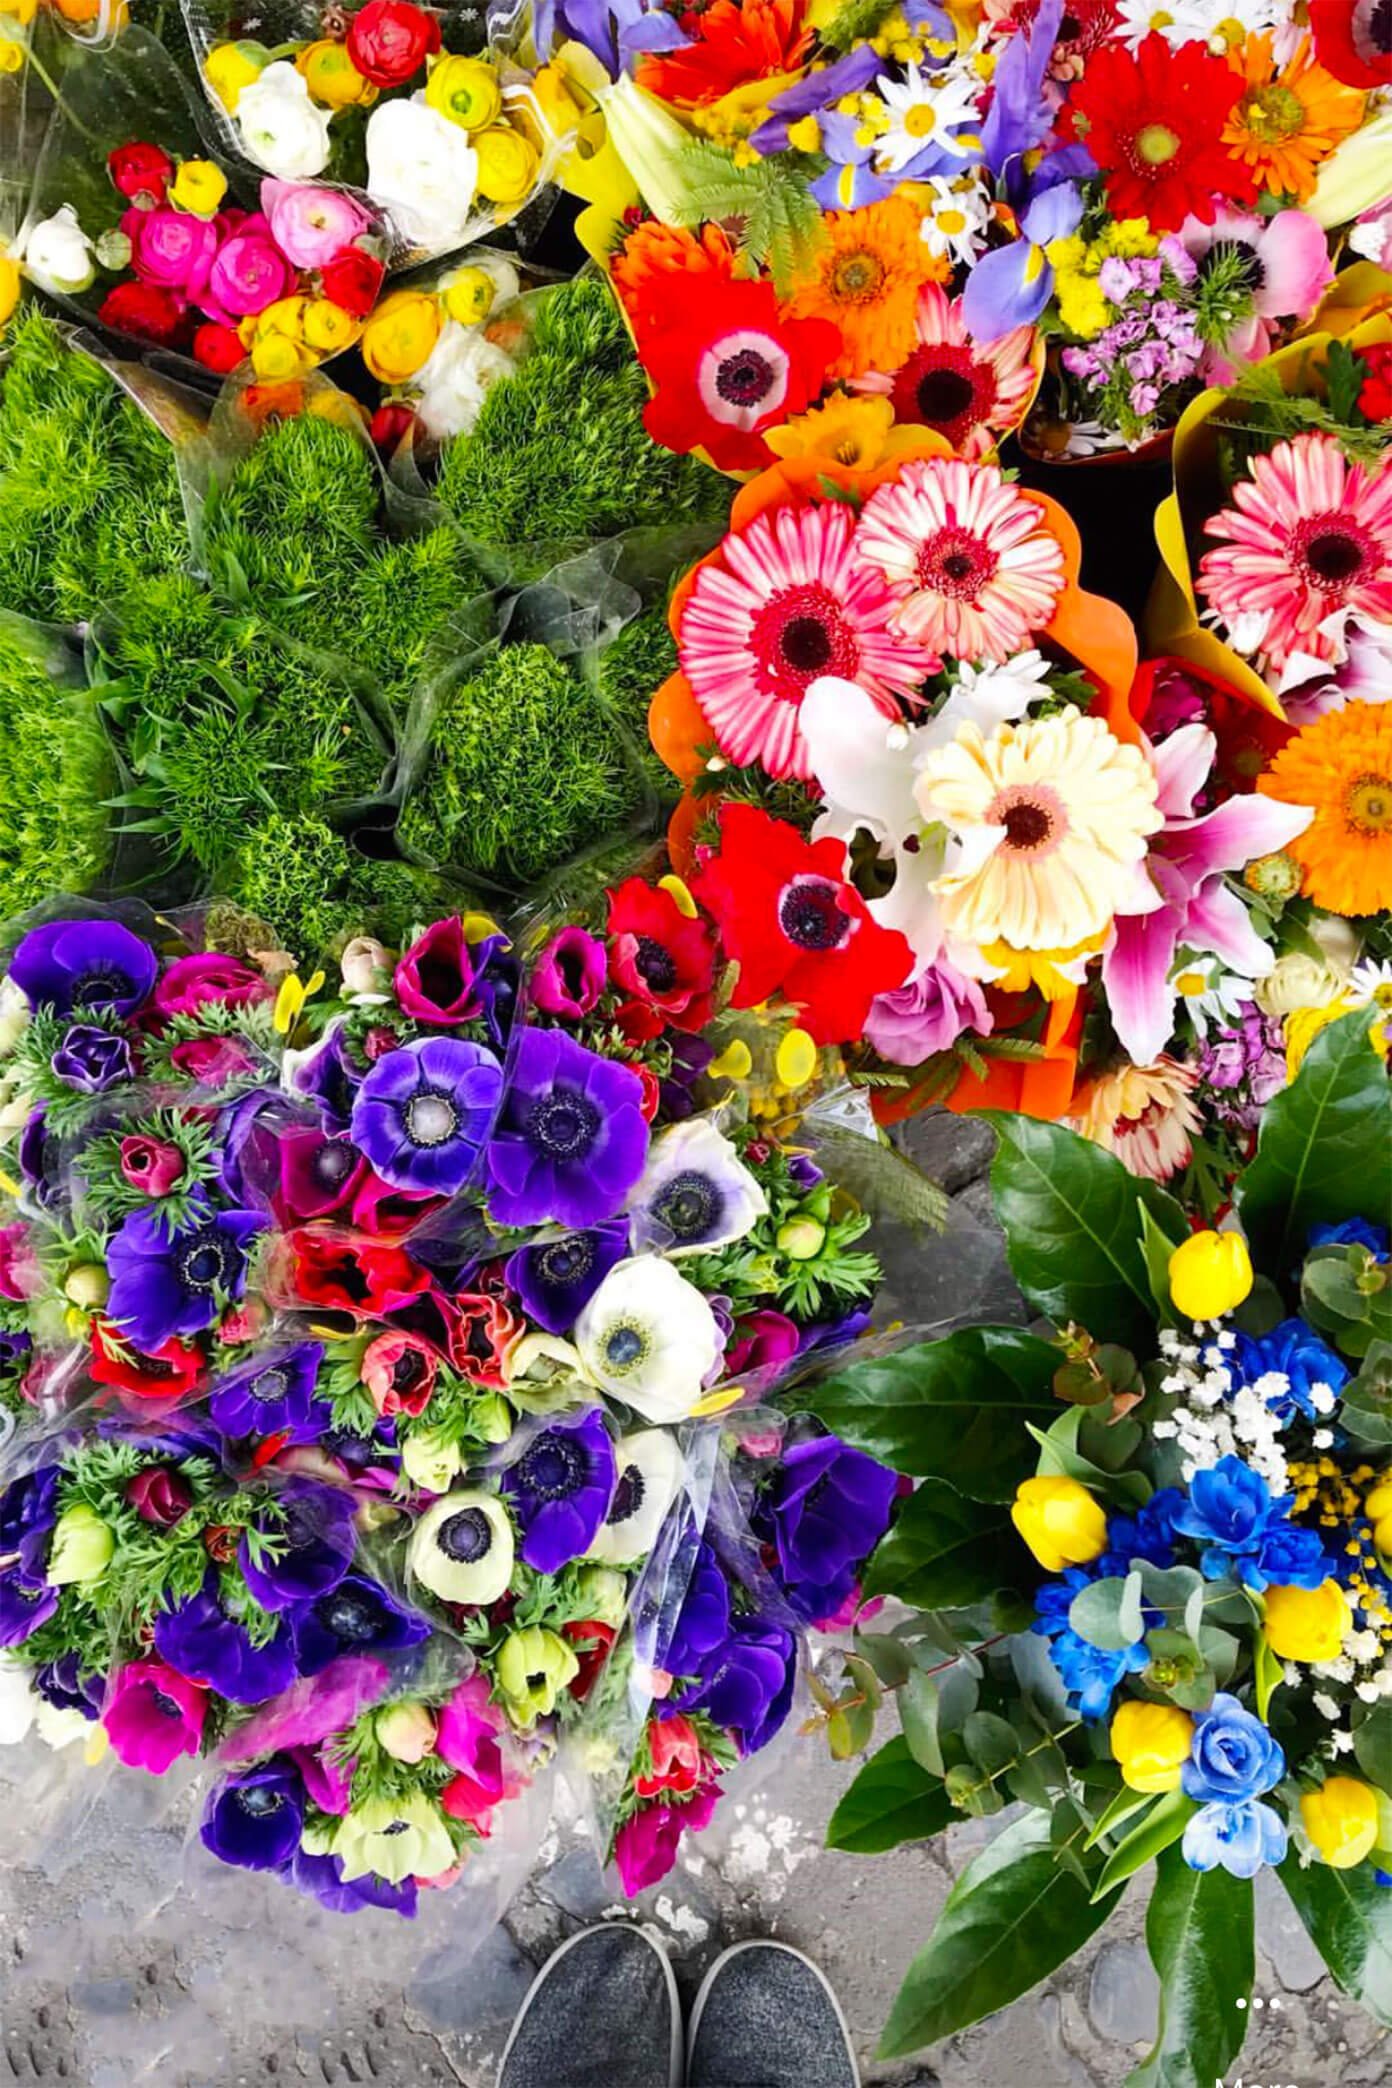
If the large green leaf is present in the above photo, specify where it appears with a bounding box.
[799,1328,1061,1502]
[1237,1011,1392,1271]
[1279,1850,1392,2025]
[1127,1846,1252,2088]
[984,1113,1187,1348]
[877,1815,1122,2058]
[826,1735,956,1855]
[863,1479,1030,1608]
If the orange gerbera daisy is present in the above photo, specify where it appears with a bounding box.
[612,220,736,335]
[1258,700,1392,917]
[1224,33,1365,203]
[784,195,945,380]
[637,0,812,109]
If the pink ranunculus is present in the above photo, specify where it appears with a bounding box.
[724,1309,800,1380]
[217,1654,391,1765]
[613,1779,721,1896]
[204,215,295,320]
[125,205,220,293]
[864,959,992,1065]
[119,1134,186,1198]
[154,952,274,1018]
[102,1658,207,1773]
[260,179,372,271]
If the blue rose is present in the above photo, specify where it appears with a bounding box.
[1254,1520,1333,1593]
[1181,1691,1284,1804]
[1230,1318,1351,1423]
[1182,1797,1288,1879]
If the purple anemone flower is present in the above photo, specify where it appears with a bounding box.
[18,1106,57,1208]
[350,1036,503,1195]
[0,1463,59,1580]
[201,1762,305,1871]
[50,1024,135,1093]
[291,1572,432,1676]
[0,1563,58,1646]
[106,1199,266,1351]
[9,917,157,1017]
[764,1436,897,1621]
[502,1409,617,1573]
[485,1028,649,1229]
[284,1020,363,1132]
[239,1479,358,1613]
[153,1575,300,1703]
[289,1847,418,1915]
[677,1615,797,1754]
[504,1218,630,1334]
[662,1540,732,1679]
[35,1652,104,1720]
[209,1343,329,1444]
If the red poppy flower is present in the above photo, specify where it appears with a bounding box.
[88,1318,205,1402]
[1063,33,1255,231]
[346,0,440,87]
[1310,0,1392,87]
[606,876,719,1032]
[562,1620,618,1702]
[282,1230,432,1316]
[637,276,841,473]
[107,141,173,204]
[637,0,812,108]
[689,804,911,1044]
[321,246,385,319]
[98,282,188,349]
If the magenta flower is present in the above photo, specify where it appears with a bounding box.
[102,1658,207,1772]
[205,215,295,320]
[153,953,273,1019]
[1102,725,1314,1066]
[529,926,607,1019]
[436,1673,521,1831]
[126,206,220,295]
[259,179,372,271]
[217,1652,392,1766]
[613,1780,721,1895]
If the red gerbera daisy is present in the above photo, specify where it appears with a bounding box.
[1309,0,1392,88]
[637,276,842,474]
[606,877,719,1033]
[1063,32,1256,232]
[689,804,911,1044]
[637,0,813,108]
[88,1318,205,1403]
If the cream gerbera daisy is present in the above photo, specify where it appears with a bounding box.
[1066,1057,1201,1183]
[914,708,1162,950]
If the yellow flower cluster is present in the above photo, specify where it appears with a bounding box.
[1046,218,1158,341]
[240,294,358,379]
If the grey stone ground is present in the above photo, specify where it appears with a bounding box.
[0,1113,1379,2087]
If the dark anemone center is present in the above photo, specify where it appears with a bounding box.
[236,1783,286,1818]
[319,1587,382,1643]
[716,347,776,408]
[555,946,593,1000]
[312,1140,359,1187]
[437,1507,494,1562]
[605,1325,646,1369]
[527,1087,600,1161]
[69,963,135,1009]
[608,1464,645,1525]
[537,1233,594,1286]
[148,1687,184,1719]
[779,614,834,674]
[416,953,465,1008]
[1199,237,1263,294]
[381,1819,410,1836]
[634,937,677,993]
[404,1089,459,1149]
[516,1433,587,1502]
[653,1169,721,1241]
[392,1348,428,1392]
[177,1228,234,1294]
[1305,528,1367,585]
[247,1367,290,1405]
[777,876,852,953]
[916,366,977,423]
[281,1504,322,1553]
[1362,0,1392,53]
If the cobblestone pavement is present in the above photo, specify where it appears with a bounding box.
[0,1113,1378,2087]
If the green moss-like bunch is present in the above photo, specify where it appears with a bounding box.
[398,641,645,888]
[0,626,113,916]
[435,278,729,560]
[594,605,680,801]
[0,310,188,623]
[232,814,451,962]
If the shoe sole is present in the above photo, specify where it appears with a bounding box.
[497,1921,682,2088]
[686,1939,861,2088]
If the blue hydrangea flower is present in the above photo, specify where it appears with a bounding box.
[1309,1219,1390,1260]
[1098,1487,1183,1578]
[1171,1456,1324,1591]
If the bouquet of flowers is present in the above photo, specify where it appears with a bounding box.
[794,1010,1392,2083]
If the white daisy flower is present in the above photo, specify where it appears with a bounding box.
[873,62,981,176]
[918,174,992,268]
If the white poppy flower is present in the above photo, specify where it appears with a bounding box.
[585,1428,685,1566]
[574,1258,721,1423]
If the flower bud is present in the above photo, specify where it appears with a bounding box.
[572,1565,627,1629]
[495,1625,580,1727]
[776,1216,826,1261]
[46,1504,115,1586]
[1167,1230,1253,1322]
[170,160,227,217]
[1300,1776,1380,1870]
[340,936,393,999]
[125,1466,194,1528]
[63,1264,110,1310]
[1110,1700,1193,1793]
[400,1427,464,1495]
[376,1700,438,1763]
[1264,1579,1352,1663]
[119,1134,186,1197]
[1010,1474,1107,1573]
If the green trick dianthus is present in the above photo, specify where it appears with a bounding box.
[0,626,112,916]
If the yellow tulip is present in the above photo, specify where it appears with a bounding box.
[204,40,268,114]
[1365,1479,1392,1560]
[1167,1230,1253,1322]
[360,288,441,384]
[425,54,502,133]
[1301,1777,1380,1870]
[1110,1700,1194,1794]
[1264,1579,1352,1664]
[1011,1475,1108,1574]
[297,38,377,110]
[474,126,540,206]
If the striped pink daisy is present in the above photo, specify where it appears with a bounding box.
[1198,431,1392,677]
[676,500,936,781]
[853,458,1066,663]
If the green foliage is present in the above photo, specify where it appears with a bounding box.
[0,310,187,623]
[0,624,112,915]
[826,1735,957,1854]
[435,278,728,560]
[398,641,645,889]
[595,606,680,801]
[1129,1848,1252,2088]
[863,1479,1032,1610]
[670,145,825,293]
[233,813,443,962]
[1278,1849,1392,2027]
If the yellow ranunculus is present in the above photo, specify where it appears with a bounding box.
[495,1626,579,1727]
[527,60,583,145]
[442,265,497,326]
[251,330,313,380]
[1010,1475,1108,1574]
[1264,1579,1352,1664]
[301,298,355,355]
[360,288,441,384]
[170,160,227,217]
[0,25,25,74]
[474,126,541,206]
[1167,1230,1253,1322]
[6,0,36,24]
[425,54,502,132]
[204,40,268,114]
[297,37,377,109]
[0,250,19,326]
[1110,1700,1194,1793]
[1301,1777,1381,1870]
[46,1504,114,1586]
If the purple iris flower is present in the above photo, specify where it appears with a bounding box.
[200,1762,305,1871]
[504,1218,630,1334]
[50,1025,135,1093]
[289,1847,418,1916]
[239,1479,358,1613]
[209,1343,330,1444]
[764,1436,897,1621]
[350,1036,503,1195]
[662,1540,732,1678]
[153,1576,300,1703]
[961,177,1083,340]
[980,0,1063,177]
[35,1652,104,1720]
[291,1573,432,1676]
[8,917,157,1017]
[106,1199,266,1351]
[532,0,687,77]
[503,1409,617,1573]
[470,933,521,1054]
[677,1615,797,1754]
[0,1463,60,1580]
[751,44,883,151]
[485,1028,649,1229]
[0,1563,58,1646]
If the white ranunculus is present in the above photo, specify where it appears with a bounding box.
[236,62,333,180]
[575,1257,721,1423]
[413,319,514,439]
[21,206,96,296]
[366,99,478,254]
[585,1428,684,1567]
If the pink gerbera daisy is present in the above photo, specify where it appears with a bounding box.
[1198,431,1392,677]
[852,285,1039,461]
[676,499,936,780]
[853,457,1066,662]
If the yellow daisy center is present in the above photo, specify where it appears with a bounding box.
[904,105,937,138]
[1240,84,1306,144]
[1174,970,1208,997]
[936,208,968,234]
[1136,122,1181,166]
[1347,773,1392,837]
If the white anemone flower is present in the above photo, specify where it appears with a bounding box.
[407,1488,514,1604]
[585,1429,685,1566]
[625,1116,767,1257]
[0,1662,36,1745]
[575,1258,721,1423]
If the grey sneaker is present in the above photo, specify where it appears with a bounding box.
[498,1924,681,2088]
[686,1941,859,2088]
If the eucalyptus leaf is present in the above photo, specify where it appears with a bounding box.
[1070,1577,1146,1653]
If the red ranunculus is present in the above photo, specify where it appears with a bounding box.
[689,803,912,1045]
[193,322,247,375]
[108,140,173,204]
[606,875,719,1032]
[368,401,417,455]
[1357,342,1392,424]
[346,0,441,87]
[88,1318,205,1402]
[320,245,385,318]
[98,281,188,348]
[281,1229,433,1316]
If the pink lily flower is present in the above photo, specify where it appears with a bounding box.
[1102,725,1313,1067]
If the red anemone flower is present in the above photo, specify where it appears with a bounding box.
[606,876,719,1033]
[88,1318,205,1402]
[281,1230,433,1317]
[1063,33,1256,231]
[1309,0,1392,87]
